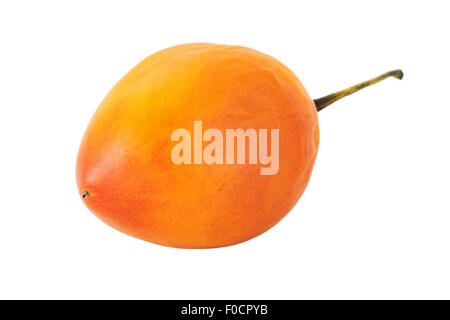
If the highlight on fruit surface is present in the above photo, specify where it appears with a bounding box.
[76,43,403,249]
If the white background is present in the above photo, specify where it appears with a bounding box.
[1,1,449,299]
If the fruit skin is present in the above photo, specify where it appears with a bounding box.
[76,43,319,248]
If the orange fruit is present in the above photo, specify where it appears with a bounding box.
[76,43,402,248]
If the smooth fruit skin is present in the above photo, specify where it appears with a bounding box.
[76,43,319,248]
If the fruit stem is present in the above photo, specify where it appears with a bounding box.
[82,190,90,199]
[314,69,403,112]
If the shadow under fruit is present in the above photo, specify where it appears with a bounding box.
[76,43,403,248]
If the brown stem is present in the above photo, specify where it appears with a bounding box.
[314,69,403,112]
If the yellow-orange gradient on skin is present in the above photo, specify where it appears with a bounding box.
[76,43,319,248]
